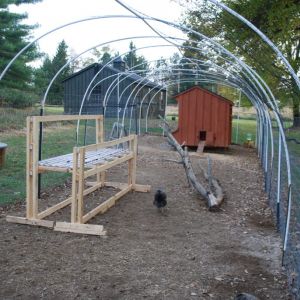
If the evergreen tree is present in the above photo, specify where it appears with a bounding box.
[123,41,149,74]
[34,40,71,105]
[0,0,42,108]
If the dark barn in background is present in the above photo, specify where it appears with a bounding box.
[63,58,166,120]
[173,86,233,148]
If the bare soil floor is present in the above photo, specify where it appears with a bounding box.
[0,135,290,299]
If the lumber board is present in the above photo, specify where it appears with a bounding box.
[34,181,105,220]
[31,118,39,218]
[84,153,134,178]
[37,197,72,219]
[133,184,151,193]
[86,181,127,189]
[80,134,135,152]
[6,216,54,228]
[32,114,102,123]
[82,181,103,196]
[82,185,132,223]
[26,117,33,218]
[38,165,72,173]
[54,222,106,236]
[77,148,85,223]
[104,181,129,190]
[71,148,79,223]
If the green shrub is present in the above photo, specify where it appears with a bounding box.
[0,88,39,108]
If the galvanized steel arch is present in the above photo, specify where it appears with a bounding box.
[0,6,294,256]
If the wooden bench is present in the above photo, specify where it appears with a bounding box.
[6,114,150,235]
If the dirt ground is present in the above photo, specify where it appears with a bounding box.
[0,135,290,299]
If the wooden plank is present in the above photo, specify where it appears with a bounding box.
[38,180,104,220]
[129,135,137,186]
[84,153,134,178]
[85,181,131,191]
[104,181,128,190]
[82,181,103,196]
[80,134,135,152]
[71,148,79,223]
[77,148,85,223]
[82,185,132,223]
[95,116,104,143]
[95,116,105,186]
[133,184,151,193]
[33,114,102,123]
[31,117,39,218]
[54,222,106,236]
[26,117,33,219]
[38,166,72,173]
[6,216,54,228]
[37,197,72,219]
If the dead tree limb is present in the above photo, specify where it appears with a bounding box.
[198,158,224,208]
[159,117,224,210]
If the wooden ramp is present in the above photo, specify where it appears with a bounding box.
[197,141,206,153]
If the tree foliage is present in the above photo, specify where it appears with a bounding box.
[123,41,149,74]
[69,45,119,71]
[34,40,71,105]
[0,0,42,107]
[180,0,300,123]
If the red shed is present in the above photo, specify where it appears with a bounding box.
[172,86,233,148]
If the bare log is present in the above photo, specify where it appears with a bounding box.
[159,117,224,210]
[198,158,224,209]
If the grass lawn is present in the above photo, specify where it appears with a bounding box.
[0,105,64,132]
[0,122,95,205]
[232,118,257,144]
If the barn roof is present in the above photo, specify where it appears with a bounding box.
[174,85,233,106]
[63,62,165,90]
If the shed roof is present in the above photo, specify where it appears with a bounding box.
[63,63,165,90]
[174,85,233,106]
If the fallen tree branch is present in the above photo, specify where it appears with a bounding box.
[163,158,184,164]
[159,116,224,210]
[198,158,224,209]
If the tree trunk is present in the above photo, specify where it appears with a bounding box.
[293,100,300,127]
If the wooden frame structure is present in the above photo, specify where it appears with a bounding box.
[7,114,150,235]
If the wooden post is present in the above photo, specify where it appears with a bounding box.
[31,119,39,218]
[96,115,105,186]
[26,117,39,219]
[128,135,137,187]
[77,148,85,223]
[71,147,79,223]
[96,115,104,143]
[26,117,33,219]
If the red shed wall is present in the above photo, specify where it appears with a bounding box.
[173,87,232,147]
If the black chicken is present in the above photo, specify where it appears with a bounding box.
[153,189,167,214]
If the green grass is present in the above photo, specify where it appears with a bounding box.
[232,119,257,144]
[0,122,95,205]
[0,105,64,132]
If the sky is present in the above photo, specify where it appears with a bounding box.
[11,0,187,63]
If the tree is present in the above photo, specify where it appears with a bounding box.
[0,0,42,108]
[34,40,71,105]
[69,45,117,71]
[180,0,300,125]
[123,41,149,74]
